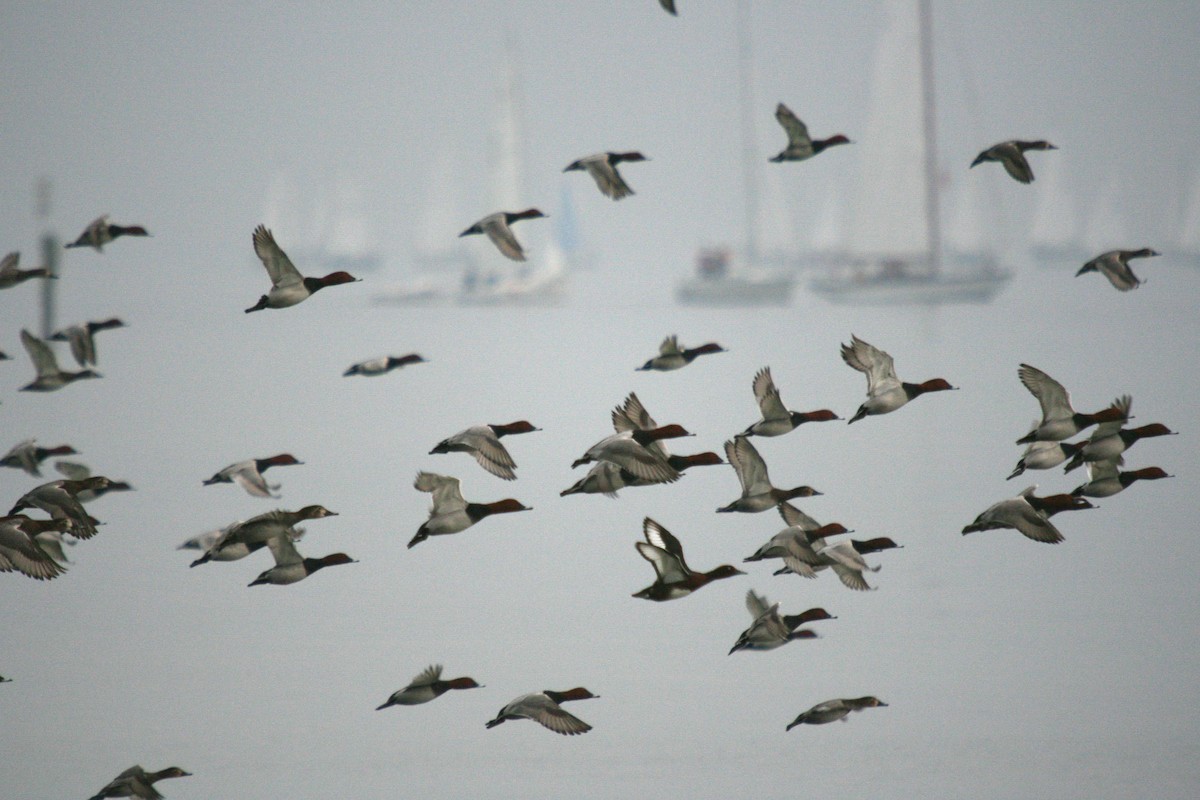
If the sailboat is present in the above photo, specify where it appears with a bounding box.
[808,0,1011,305]
[1028,149,1088,266]
[458,53,568,306]
[374,52,570,307]
[675,1,797,307]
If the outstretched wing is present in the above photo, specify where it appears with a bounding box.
[253,225,303,289]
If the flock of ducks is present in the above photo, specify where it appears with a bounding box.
[0,6,1182,798]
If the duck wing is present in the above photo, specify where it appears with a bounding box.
[1090,396,1133,441]
[414,471,467,513]
[726,437,771,495]
[408,664,443,687]
[20,329,61,378]
[745,589,771,619]
[612,393,668,459]
[584,156,633,200]
[253,225,303,289]
[752,366,789,421]
[0,251,18,278]
[775,104,813,153]
[638,517,690,581]
[0,522,67,579]
[3,439,39,475]
[68,327,93,367]
[531,699,593,735]
[1018,364,1073,422]
[230,465,277,498]
[481,216,526,261]
[841,335,899,396]
[264,531,303,567]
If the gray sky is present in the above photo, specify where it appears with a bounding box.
[2,3,1199,799]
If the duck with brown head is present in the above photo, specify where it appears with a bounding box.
[633,517,744,601]
[1076,248,1160,291]
[245,224,360,312]
[376,664,483,709]
[718,436,821,513]
[459,209,546,261]
[65,215,150,252]
[741,366,840,437]
[970,139,1057,183]
[564,151,648,200]
[408,472,530,548]
[429,420,540,481]
[486,687,599,735]
[841,335,956,423]
[769,103,851,163]
[786,696,887,729]
[86,765,190,800]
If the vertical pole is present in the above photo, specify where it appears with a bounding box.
[738,0,758,265]
[36,178,58,338]
[918,0,942,275]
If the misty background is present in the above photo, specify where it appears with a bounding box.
[2,2,1198,799]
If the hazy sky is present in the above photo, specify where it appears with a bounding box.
[2,3,1199,799]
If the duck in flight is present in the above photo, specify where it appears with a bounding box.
[245,225,359,312]
[769,103,850,163]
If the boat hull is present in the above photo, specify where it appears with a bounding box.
[675,274,795,307]
[809,269,1011,306]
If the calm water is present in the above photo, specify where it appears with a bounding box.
[2,259,1198,799]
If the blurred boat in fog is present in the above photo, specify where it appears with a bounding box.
[808,0,1011,305]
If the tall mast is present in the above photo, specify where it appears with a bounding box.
[918,0,942,274]
[37,178,58,338]
[737,0,759,265]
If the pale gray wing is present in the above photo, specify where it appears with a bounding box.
[841,335,898,395]
[253,224,303,288]
[1018,364,1072,421]
[408,664,443,687]
[68,327,92,367]
[1091,395,1132,440]
[265,532,303,567]
[997,143,1034,183]
[482,217,526,261]
[21,329,60,377]
[744,589,771,619]
[414,471,467,512]
[753,367,788,420]
[584,157,634,200]
[231,466,278,498]
[727,436,770,495]
[775,103,813,152]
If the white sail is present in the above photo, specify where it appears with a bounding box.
[1178,170,1200,252]
[324,177,373,259]
[1030,151,1080,251]
[809,192,844,253]
[755,167,799,257]
[490,55,525,213]
[847,0,928,259]
[809,0,1010,305]
[944,172,988,255]
[1083,177,1128,253]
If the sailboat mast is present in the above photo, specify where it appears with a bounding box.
[918,0,942,275]
[738,0,759,265]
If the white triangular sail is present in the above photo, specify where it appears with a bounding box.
[1031,152,1080,251]
[847,0,928,260]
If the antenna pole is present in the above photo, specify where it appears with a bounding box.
[36,178,59,338]
[918,0,942,275]
[737,0,759,265]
